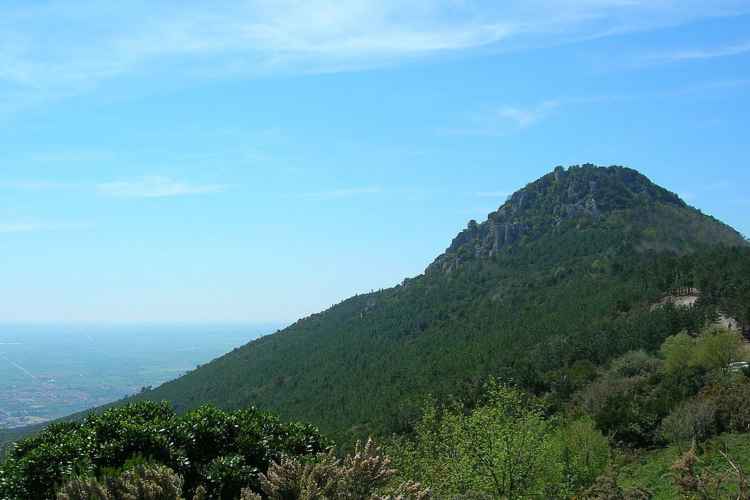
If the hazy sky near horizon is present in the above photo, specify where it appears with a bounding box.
[1,1,749,323]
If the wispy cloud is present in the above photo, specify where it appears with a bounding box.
[0,180,74,191]
[497,100,561,128]
[442,99,561,136]
[646,40,750,63]
[299,186,381,201]
[97,176,228,199]
[0,220,89,233]
[442,77,750,138]
[1,1,747,110]
[0,222,42,234]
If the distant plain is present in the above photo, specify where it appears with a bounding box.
[0,323,277,428]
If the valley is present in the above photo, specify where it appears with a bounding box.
[0,324,276,429]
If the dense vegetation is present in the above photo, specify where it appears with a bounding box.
[4,332,750,498]
[2,165,750,498]
[0,402,327,499]
[124,167,748,447]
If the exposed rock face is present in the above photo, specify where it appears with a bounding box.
[427,164,693,274]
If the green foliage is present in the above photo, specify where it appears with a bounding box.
[0,402,327,500]
[256,439,429,500]
[580,468,652,500]
[577,326,750,448]
[390,384,550,497]
[575,351,667,447]
[552,417,610,493]
[662,327,746,377]
[120,244,750,449]
[701,378,750,434]
[57,463,184,500]
[389,383,608,498]
[693,327,746,373]
[660,399,718,446]
[660,332,696,375]
[617,433,750,499]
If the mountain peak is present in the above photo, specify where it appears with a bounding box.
[428,164,743,273]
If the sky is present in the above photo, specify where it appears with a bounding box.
[1,0,749,323]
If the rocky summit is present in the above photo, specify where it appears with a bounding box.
[429,164,745,273]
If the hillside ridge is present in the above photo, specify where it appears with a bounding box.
[429,164,745,273]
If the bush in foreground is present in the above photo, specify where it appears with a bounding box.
[53,440,428,500]
[0,402,327,500]
[388,382,609,498]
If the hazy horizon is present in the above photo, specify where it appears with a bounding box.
[0,322,278,428]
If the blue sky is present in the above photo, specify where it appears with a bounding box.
[1,1,749,323]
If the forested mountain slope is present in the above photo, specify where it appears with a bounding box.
[126,165,749,444]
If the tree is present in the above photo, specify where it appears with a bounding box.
[660,332,695,375]
[390,383,603,498]
[661,327,746,379]
[692,327,745,374]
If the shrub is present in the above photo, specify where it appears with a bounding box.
[660,399,718,445]
[56,463,184,500]
[661,332,696,376]
[580,468,651,500]
[574,368,663,447]
[693,327,746,373]
[700,378,750,434]
[668,447,749,500]
[661,327,746,377]
[552,417,610,494]
[254,439,429,500]
[609,350,662,378]
[389,382,561,498]
[0,402,327,500]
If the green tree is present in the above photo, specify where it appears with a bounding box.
[390,383,603,498]
[692,327,745,373]
[660,332,695,375]
[552,417,610,495]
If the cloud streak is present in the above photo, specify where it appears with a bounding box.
[497,100,561,128]
[97,176,228,199]
[647,40,750,63]
[1,0,748,110]
[442,99,562,136]
[442,78,750,138]
[0,220,89,233]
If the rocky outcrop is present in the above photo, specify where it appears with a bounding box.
[426,164,746,275]
[428,165,618,273]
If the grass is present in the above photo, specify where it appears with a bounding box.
[618,433,750,499]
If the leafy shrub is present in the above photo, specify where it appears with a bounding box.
[230,439,429,500]
[581,468,651,500]
[661,327,746,376]
[389,382,606,498]
[0,402,327,500]
[202,455,260,500]
[57,463,184,500]
[574,352,665,447]
[660,399,718,445]
[700,378,750,434]
[609,350,662,378]
[394,383,552,498]
[669,447,750,500]
[552,417,610,494]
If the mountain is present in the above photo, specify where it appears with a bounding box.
[4,165,748,450]
[429,165,743,273]
[115,164,746,444]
